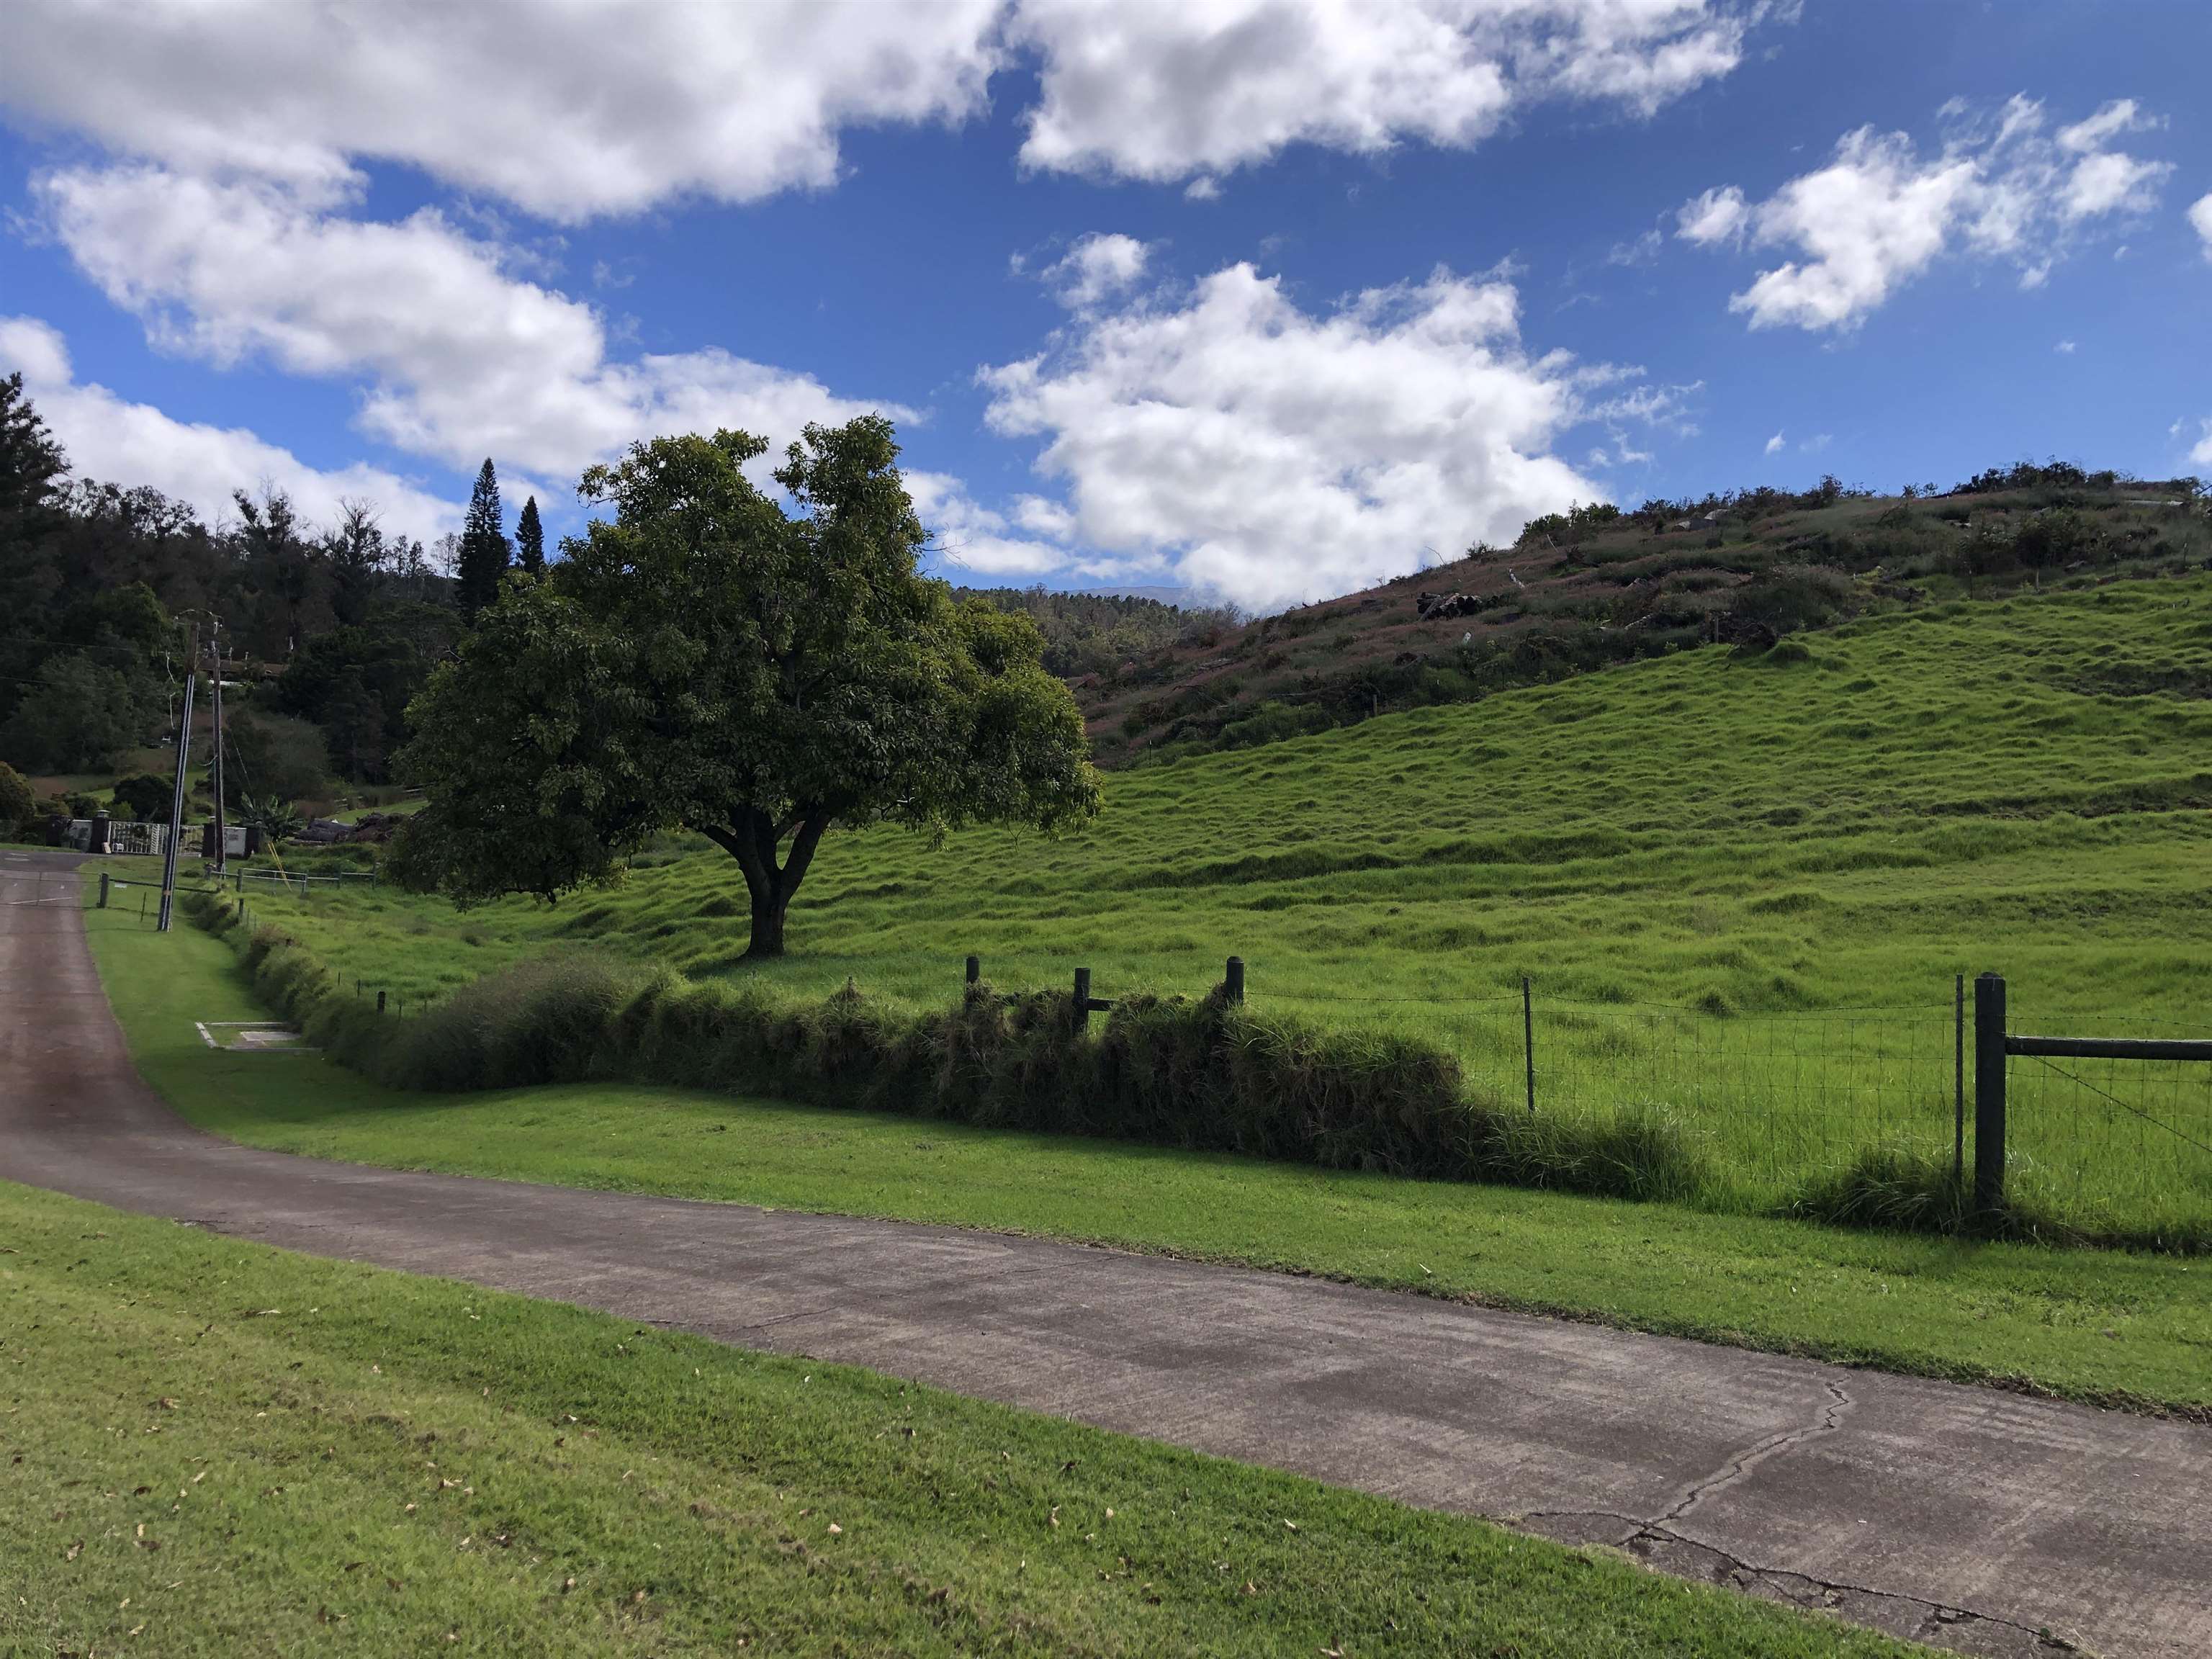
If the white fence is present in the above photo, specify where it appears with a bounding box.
[63,820,251,858]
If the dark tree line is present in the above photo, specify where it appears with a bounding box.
[0,373,541,799]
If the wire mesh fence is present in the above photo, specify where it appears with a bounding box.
[2002,1007,2212,1244]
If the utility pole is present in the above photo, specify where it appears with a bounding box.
[157,662,197,932]
[206,618,227,876]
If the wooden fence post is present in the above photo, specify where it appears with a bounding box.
[1223,956,1244,1004]
[1073,968,1092,1032]
[1522,974,1537,1115]
[1973,973,2008,1215]
[377,990,386,1014]
[98,872,110,909]
[1952,973,1966,1187]
[965,954,980,988]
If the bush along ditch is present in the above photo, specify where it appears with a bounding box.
[186,893,2139,1245]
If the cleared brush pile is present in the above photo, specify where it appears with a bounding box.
[193,891,1709,1205]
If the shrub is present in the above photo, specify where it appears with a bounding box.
[0,761,33,834]
[109,773,172,821]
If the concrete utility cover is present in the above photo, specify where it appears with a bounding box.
[194,1020,316,1053]
[4,846,2208,1659]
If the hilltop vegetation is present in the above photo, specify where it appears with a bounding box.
[1080,462,2211,766]
[953,585,1239,680]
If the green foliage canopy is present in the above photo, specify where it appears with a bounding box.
[391,418,1100,956]
[0,760,34,832]
[0,652,152,773]
[222,709,332,809]
[109,772,172,821]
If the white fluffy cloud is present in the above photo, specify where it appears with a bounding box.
[37,166,907,482]
[0,2,1752,215]
[2190,193,2212,261]
[0,1,1004,222]
[1040,234,1154,309]
[905,471,1069,576]
[980,263,1613,611]
[2185,420,2212,469]
[1676,185,1748,244]
[0,315,460,541]
[1682,97,2172,330]
[1014,0,1749,183]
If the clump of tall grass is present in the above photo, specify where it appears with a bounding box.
[1786,1141,1979,1236]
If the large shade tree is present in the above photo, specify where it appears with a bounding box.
[390,418,1100,957]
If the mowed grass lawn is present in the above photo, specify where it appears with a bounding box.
[84,894,2212,1417]
[4,1182,1943,1659]
[202,583,2212,1232]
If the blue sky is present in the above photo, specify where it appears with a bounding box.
[1,0,2207,611]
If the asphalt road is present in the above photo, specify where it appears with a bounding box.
[3,848,2206,1658]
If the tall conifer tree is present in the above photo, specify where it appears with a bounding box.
[455,459,510,620]
[515,494,545,576]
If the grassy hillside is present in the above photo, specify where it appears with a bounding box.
[1078,466,2210,767]
[199,581,2212,1239]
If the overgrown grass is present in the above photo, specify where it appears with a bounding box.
[81,898,2212,1417]
[178,584,2212,1242]
[4,1182,1943,1658]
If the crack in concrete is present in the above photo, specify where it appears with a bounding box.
[1657,1378,1853,1525]
[1509,1501,2086,1657]
[1620,1521,2084,1655]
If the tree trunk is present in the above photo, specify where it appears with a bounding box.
[746,889,788,958]
[699,807,827,961]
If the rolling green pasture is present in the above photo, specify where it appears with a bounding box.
[187,584,2212,1233]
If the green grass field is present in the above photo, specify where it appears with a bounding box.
[6,1181,1946,1658]
[81,894,2212,1417]
[190,584,2212,1237]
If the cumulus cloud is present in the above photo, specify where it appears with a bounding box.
[979,261,1622,611]
[905,470,1069,576]
[1013,0,1750,184]
[0,1,1763,215]
[1681,96,2172,330]
[1763,430,1786,455]
[1676,185,1748,244]
[36,166,907,482]
[2190,192,2212,260]
[0,0,1004,222]
[0,315,459,541]
[2185,419,2212,469]
[1040,233,1154,309]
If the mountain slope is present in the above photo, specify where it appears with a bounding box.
[1077,464,2209,766]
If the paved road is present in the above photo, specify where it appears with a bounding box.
[4,848,2206,1658]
